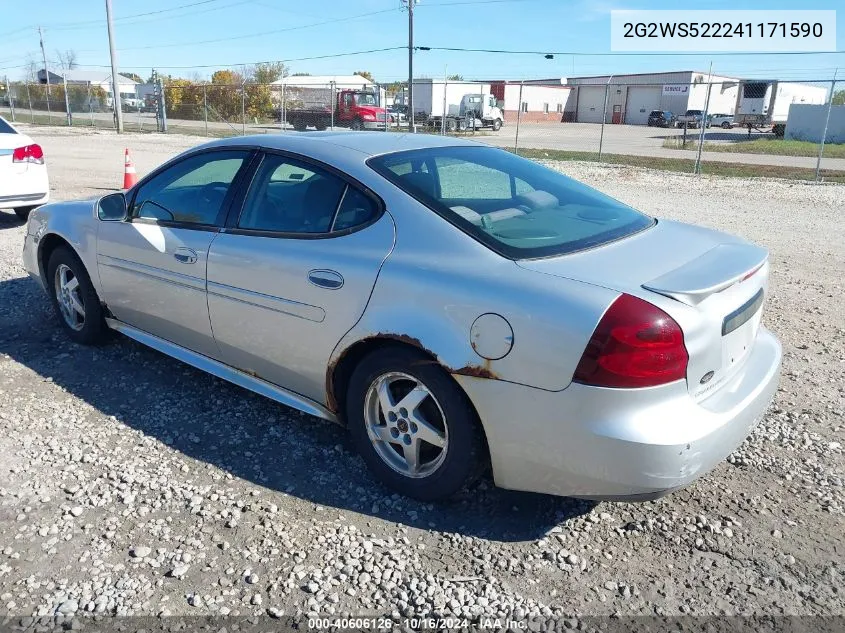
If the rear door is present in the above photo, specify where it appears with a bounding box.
[207,151,395,403]
[96,149,252,358]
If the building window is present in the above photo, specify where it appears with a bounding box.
[521,102,528,113]
[556,103,563,113]
[543,103,549,114]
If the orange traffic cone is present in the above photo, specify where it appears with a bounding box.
[123,148,138,189]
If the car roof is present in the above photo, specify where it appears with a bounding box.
[202,131,484,159]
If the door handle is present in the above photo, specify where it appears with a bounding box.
[174,248,198,264]
[308,269,344,289]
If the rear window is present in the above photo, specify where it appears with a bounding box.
[368,146,654,259]
[0,118,17,134]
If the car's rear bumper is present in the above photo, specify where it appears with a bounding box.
[455,326,781,499]
[0,191,49,209]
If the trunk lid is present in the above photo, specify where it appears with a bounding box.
[517,219,770,401]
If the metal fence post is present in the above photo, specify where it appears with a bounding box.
[330,81,335,130]
[241,83,246,135]
[281,82,286,132]
[63,76,71,126]
[694,63,714,175]
[598,74,613,161]
[158,78,167,133]
[514,81,524,153]
[26,83,33,123]
[815,73,838,182]
[4,76,15,122]
[87,85,94,128]
[441,78,448,135]
[203,85,208,136]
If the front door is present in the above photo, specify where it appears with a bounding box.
[207,151,395,403]
[96,149,252,358]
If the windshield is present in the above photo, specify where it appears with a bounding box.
[355,92,378,106]
[369,146,654,259]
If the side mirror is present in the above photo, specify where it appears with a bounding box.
[98,192,128,221]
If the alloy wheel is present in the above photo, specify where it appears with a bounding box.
[54,263,85,331]
[363,371,448,478]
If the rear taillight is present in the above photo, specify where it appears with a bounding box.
[12,144,44,165]
[574,293,688,388]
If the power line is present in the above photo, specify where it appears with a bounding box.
[49,0,253,31]
[0,46,407,72]
[115,7,400,51]
[417,45,845,57]
[5,0,228,33]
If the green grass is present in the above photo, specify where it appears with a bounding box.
[514,147,845,184]
[662,136,845,158]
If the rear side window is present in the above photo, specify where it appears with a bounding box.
[369,146,653,259]
[238,153,378,235]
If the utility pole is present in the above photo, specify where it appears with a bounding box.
[38,27,50,98]
[105,0,124,132]
[404,0,415,132]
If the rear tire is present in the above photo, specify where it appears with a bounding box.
[292,119,307,131]
[721,121,732,129]
[14,206,35,220]
[47,246,107,345]
[346,347,487,501]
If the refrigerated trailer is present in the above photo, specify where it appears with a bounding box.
[734,80,828,136]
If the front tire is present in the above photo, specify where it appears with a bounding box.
[721,121,732,129]
[346,348,487,501]
[47,246,107,345]
[492,118,502,131]
[350,118,363,131]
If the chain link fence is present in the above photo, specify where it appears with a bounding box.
[2,76,842,183]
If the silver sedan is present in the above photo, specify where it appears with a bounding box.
[21,132,781,501]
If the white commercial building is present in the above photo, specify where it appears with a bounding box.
[562,71,741,125]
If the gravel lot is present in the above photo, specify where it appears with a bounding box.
[0,126,843,622]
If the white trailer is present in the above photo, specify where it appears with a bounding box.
[410,80,504,131]
[734,80,828,136]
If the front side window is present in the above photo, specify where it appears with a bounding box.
[369,146,654,259]
[238,154,378,234]
[131,150,248,225]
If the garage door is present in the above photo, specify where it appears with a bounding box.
[576,86,606,123]
[625,86,662,125]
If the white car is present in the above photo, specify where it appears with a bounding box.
[709,113,736,129]
[0,116,49,220]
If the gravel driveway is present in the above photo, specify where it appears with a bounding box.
[0,127,842,623]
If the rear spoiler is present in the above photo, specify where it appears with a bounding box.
[642,243,768,306]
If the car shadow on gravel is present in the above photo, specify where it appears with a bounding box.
[0,211,27,229]
[0,275,594,543]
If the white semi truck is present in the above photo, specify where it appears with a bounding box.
[733,80,827,137]
[408,80,504,131]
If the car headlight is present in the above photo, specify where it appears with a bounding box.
[362,113,375,121]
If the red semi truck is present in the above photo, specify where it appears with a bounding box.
[280,86,388,131]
